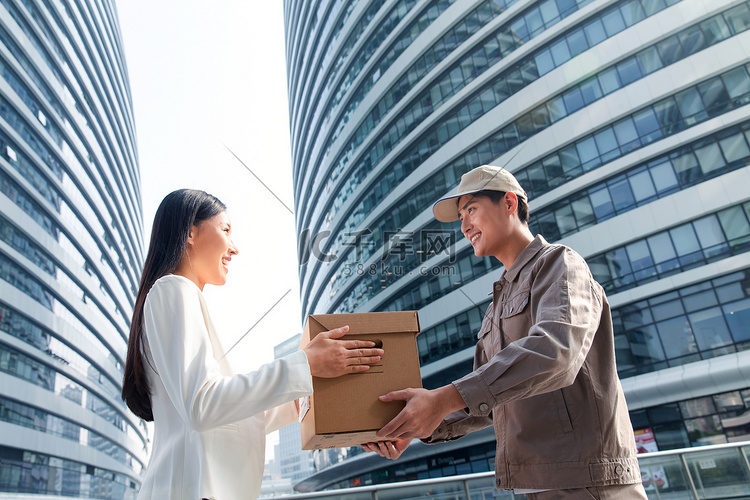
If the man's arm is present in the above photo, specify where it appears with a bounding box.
[454,248,602,410]
[377,247,601,441]
[365,331,494,458]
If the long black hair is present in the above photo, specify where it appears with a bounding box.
[122,189,226,421]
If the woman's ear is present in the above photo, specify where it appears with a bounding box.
[186,224,198,246]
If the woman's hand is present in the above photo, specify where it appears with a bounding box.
[361,439,411,460]
[303,326,383,378]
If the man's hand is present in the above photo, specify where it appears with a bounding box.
[376,384,465,440]
[302,326,384,378]
[361,439,411,460]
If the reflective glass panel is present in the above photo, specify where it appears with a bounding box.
[649,160,679,192]
[629,169,656,202]
[695,143,726,175]
[688,307,733,351]
[722,66,750,98]
[718,206,750,242]
[724,297,750,342]
[657,316,699,359]
[719,132,750,162]
[693,215,726,251]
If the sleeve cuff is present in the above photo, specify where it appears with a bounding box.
[422,422,452,444]
[421,411,470,444]
[289,349,313,395]
[453,373,494,417]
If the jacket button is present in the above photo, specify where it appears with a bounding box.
[615,465,624,475]
[479,403,489,412]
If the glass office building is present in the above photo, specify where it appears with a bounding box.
[284,0,750,491]
[0,0,145,497]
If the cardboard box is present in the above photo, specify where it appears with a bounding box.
[299,311,422,450]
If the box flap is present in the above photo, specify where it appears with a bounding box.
[306,315,330,337]
[308,311,419,336]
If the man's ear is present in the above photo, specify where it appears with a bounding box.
[505,192,519,215]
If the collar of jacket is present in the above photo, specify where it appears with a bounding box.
[501,234,547,283]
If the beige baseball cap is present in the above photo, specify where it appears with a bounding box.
[432,165,527,222]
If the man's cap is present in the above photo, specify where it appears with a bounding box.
[432,165,527,222]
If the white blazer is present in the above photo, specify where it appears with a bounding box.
[137,275,313,500]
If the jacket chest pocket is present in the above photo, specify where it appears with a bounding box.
[499,288,531,344]
[477,308,498,360]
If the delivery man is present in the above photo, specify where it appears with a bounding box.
[363,165,648,499]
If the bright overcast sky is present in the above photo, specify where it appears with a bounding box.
[116,2,302,390]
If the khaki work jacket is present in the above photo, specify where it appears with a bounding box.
[425,235,641,491]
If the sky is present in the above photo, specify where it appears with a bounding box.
[116,2,301,457]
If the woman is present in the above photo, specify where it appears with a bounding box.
[122,189,382,499]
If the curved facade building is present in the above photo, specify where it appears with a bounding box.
[285,0,750,491]
[0,0,145,497]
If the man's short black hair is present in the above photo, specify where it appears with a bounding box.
[473,190,530,224]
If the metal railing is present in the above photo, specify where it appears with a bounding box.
[269,442,750,499]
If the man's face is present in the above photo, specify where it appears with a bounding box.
[457,194,510,258]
